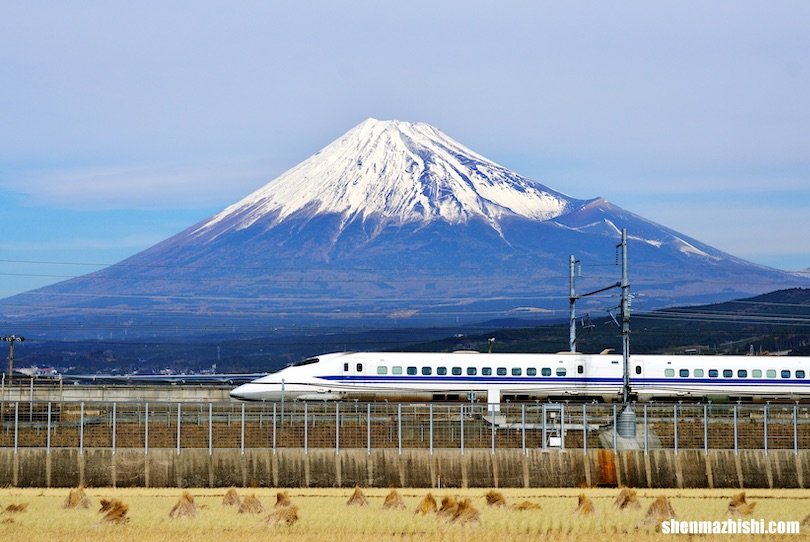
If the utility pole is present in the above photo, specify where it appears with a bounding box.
[569,255,578,353]
[1,335,25,385]
[616,228,636,440]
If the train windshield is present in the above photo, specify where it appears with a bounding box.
[291,358,319,367]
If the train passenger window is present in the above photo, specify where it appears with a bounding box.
[767,369,776,378]
[797,370,806,379]
[527,368,537,376]
[556,368,566,376]
[723,369,733,378]
[738,370,747,378]
[437,367,447,376]
[422,367,432,376]
[452,367,462,376]
[541,368,551,376]
[356,363,363,372]
[577,365,584,374]
[392,366,402,375]
[781,370,791,379]
[635,365,642,375]
[407,367,417,376]
[694,369,704,377]
[752,369,762,378]
[512,368,522,376]
[467,367,477,376]
[708,369,718,378]
[497,367,507,376]
[377,366,387,375]
[344,363,349,372]
[665,369,675,377]
[482,367,492,376]
[679,369,689,377]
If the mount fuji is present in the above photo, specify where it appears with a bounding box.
[3,119,806,339]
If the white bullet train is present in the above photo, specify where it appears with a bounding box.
[229,350,810,403]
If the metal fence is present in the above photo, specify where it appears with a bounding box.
[1,400,809,454]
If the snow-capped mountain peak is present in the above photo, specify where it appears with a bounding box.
[195,118,579,237]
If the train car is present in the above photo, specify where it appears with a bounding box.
[229,351,810,403]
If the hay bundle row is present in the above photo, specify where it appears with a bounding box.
[238,494,265,514]
[264,504,299,526]
[275,491,291,508]
[512,501,541,511]
[346,486,368,507]
[383,489,406,510]
[574,494,595,516]
[222,488,241,507]
[485,490,506,507]
[728,492,756,516]
[438,496,458,518]
[98,499,129,524]
[415,493,437,515]
[64,486,91,510]
[169,491,198,519]
[614,488,641,510]
[3,503,27,513]
[447,498,480,526]
[637,496,676,530]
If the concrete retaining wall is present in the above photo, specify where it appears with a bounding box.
[0,447,806,488]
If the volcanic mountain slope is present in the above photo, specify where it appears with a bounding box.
[2,119,806,339]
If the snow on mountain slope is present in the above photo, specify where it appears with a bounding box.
[195,119,580,238]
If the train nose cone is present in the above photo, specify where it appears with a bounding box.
[230,383,265,401]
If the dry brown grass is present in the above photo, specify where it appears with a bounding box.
[264,504,299,526]
[382,489,406,510]
[437,496,458,518]
[169,491,198,519]
[99,498,117,513]
[414,493,437,515]
[728,491,757,516]
[346,486,368,507]
[637,495,676,530]
[238,494,265,514]
[574,494,595,516]
[222,488,241,507]
[484,490,506,507]
[613,488,641,510]
[511,501,541,511]
[448,497,480,526]
[98,499,129,524]
[63,486,91,510]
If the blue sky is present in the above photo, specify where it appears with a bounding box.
[1,1,808,298]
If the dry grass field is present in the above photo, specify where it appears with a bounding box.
[0,487,808,541]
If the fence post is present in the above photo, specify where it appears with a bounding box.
[643,403,648,453]
[541,404,547,450]
[14,401,19,453]
[703,404,709,453]
[522,403,527,455]
[272,403,277,454]
[335,403,340,455]
[582,404,587,455]
[612,404,617,452]
[733,404,738,454]
[79,401,84,454]
[145,402,149,456]
[460,403,465,456]
[673,404,678,454]
[112,402,117,455]
[46,401,51,454]
[304,402,309,455]
[240,403,245,455]
[366,403,371,456]
[764,404,769,455]
[208,403,213,456]
[794,404,799,454]
[397,403,402,455]
[429,403,433,456]
[176,403,182,456]
[490,403,496,455]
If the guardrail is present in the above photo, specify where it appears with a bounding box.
[1,400,808,454]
